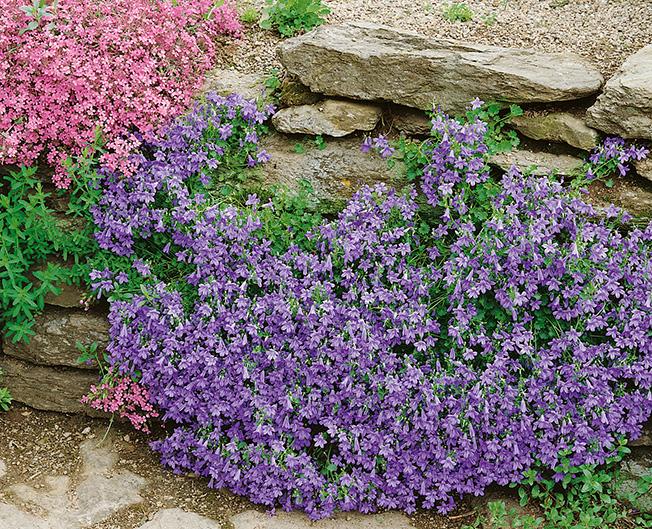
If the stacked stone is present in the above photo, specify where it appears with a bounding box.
[3,22,652,416]
[0,260,106,416]
[208,22,652,216]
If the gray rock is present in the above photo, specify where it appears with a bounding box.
[0,356,103,416]
[202,68,266,100]
[489,149,583,176]
[2,307,108,369]
[587,45,652,139]
[278,22,603,112]
[258,134,406,210]
[392,106,432,135]
[272,99,382,137]
[616,452,652,513]
[0,459,6,480]
[587,177,652,218]
[230,510,415,529]
[138,509,220,529]
[75,440,145,526]
[635,157,652,183]
[512,112,601,151]
[5,437,145,528]
[0,503,49,529]
[632,422,652,447]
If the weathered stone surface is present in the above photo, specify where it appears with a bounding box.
[587,177,652,218]
[489,149,583,176]
[635,157,652,183]
[75,439,146,526]
[2,307,108,368]
[139,509,220,529]
[0,503,49,529]
[278,22,603,112]
[258,134,405,209]
[392,106,432,135]
[279,79,321,107]
[4,437,145,528]
[616,452,652,513]
[512,111,600,151]
[0,356,102,415]
[230,510,415,529]
[0,458,6,480]
[202,68,266,100]
[632,422,652,447]
[587,45,652,139]
[272,99,382,137]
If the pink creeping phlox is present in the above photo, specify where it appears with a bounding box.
[0,0,241,188]
[82,376,159,432]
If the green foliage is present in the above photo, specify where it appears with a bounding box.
[19,0,57,34]
[259,0,330,37]
[512,442,652,528]
[463,500,543,529]
[0,369,11,412]
[442,2,473,22]
[314,134,326,150]
[263,67,283,104]
[0,166,95,343]
[240,5,259,25]
[465,102,523,154]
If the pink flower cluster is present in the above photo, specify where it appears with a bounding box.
[0,0,241,187]
[82,376,159,432]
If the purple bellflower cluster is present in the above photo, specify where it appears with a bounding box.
[89,95,652,519]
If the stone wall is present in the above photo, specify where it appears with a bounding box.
[2,22,652,418]
[224,22,652,217]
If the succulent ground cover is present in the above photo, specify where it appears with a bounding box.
[71,95,652,522]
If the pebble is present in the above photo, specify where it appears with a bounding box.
[81,427,91,435]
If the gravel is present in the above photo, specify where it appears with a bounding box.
[228,0,652,79]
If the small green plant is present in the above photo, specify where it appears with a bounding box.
[463,500,543,529]
[442,2,473,22]
[19,0,57,34]
[314,134,326,150]
[240,5,259,25]
[263,67,283,103]
[259,0,330,37]
[0,369,11,412]
[0,166,95,342]
[514,442,652,528]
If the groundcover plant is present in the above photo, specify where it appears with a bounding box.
[0,0,241,188]
[83,96,652,519]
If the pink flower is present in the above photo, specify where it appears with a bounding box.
[0,0,242,187]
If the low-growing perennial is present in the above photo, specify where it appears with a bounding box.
[88,98,652,519]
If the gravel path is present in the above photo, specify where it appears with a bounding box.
[228,0,652,78]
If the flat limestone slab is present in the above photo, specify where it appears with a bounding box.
[272,99,382,137]
[259,133,405,210]
[138,509,220,529]
[489,149,583,176]
[278,22,603,112]
[230,510,415,529]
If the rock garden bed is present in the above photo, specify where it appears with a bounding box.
[1,1,652,528]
